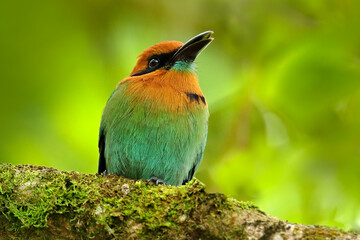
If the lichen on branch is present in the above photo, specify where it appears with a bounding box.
[0,164,358,239]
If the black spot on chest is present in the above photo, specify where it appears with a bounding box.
[186,92,206,104]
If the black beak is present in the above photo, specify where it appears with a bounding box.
[170,31,214,64]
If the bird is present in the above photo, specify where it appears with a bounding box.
[98,31,213,186]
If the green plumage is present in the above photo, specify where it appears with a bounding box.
[98,31,213,185]
[98,81,209,186]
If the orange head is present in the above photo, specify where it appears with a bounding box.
[120,31,214,112]
[129,31,214,77]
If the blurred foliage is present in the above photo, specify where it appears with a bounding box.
[1,0,360,231]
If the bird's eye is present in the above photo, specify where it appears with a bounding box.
[148,57,160,69]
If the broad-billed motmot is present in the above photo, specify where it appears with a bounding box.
[98,31,214,186]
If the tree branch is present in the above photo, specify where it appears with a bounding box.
[0,164,358,239]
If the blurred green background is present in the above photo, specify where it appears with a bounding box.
[1,0,360,231]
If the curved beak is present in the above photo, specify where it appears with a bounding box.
[170,31,214,64]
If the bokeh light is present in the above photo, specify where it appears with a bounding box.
[1,0,359,230]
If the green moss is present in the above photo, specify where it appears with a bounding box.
[1,164,357,239]
[0,164,255,238]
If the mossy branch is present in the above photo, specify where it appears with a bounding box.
[0,164,358,239]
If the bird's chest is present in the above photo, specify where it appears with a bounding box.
[102,85,208,184]
[106,98,208,170]
[120,99,208,138]
[103,83,208,151]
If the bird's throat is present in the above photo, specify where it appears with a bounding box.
[172,61,196,73]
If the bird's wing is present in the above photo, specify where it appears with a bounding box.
[97,90,117,174]
[98,128,106,174]
[182,130,208,185]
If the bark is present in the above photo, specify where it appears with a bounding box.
[0,164,358,240]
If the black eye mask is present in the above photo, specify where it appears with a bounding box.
[131,50,177,77]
